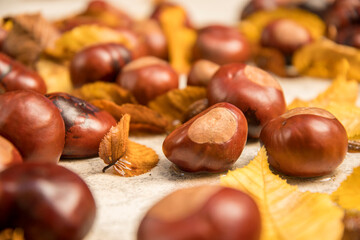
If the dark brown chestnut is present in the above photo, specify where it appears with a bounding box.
[70,43,132,88]
[261,19,312,55]
[46,92,116,158]
[113,27,148,59]
[0,27,7,50]
[137,185,261,240]
[0,90,65,163]
[0,53,47,94]
[193,25,251,65]
[260,107,348,177]
[335,25,360,48]
[0,135,22,172]
[0,162,96,240]
[207,63,286,139]
[133,19,168,59]
[116,56,179,105]
[187,59,220,87]
[163,102,248,173]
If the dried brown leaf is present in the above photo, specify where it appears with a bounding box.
[342,210,360,240]
[72,82,136,105]
[253,47,287,77]
[114,140,159,177]
[0,228,24,240]
[91,100,170,133]
[3,13,60,67]
[99,114,130,171]
[148,86,207,122]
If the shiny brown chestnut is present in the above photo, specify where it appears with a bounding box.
[137,185,261,240]
[163,102,248,173]
[193,25,251,65]
[207,63,286,139]
[46,92,116,158]
[335,25,360,48]
[187,59,219,87]
[0,136,22,172]
[0,163,96,240]
[114,27,148,59]
[0,90,65,163]
[0,53,47,94]
[117,56,178,105]
[133,19,168,59]
[261,19,312,55]
[260,107,348,177]
[70,43,132,87]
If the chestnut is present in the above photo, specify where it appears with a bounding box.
[207,63,286,139]
[116,56,179,105]
[0,135,22,172]
[137,185,261,240]
[0,90,65,163]
[187,59,220,87]
[0,162,96,240]
[113,27,148,59]
[335,25,360,48]
[261,19,312,55]
[260,107,348,177]
[193,25,251,65]
[0,53,47,94]
[46,92,116,158]
[163,102,248,173]
[133,19,168,59]
[70,43,132,88]
[0,27,7,50]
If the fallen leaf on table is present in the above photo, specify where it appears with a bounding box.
[159,6,196,73]
[36,58,73,93]
[2,13,60,67]
[252,47,287,77]
[72,81,137,105]
[91,100,170,133]
[331,167,360,212]
[221,147,344,240]
[288,60,360,140]
[45,25,132,59]
[148,86,207,123]
[99,114,159,177]
[293,38,360,81]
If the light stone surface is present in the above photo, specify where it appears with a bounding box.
[2,1,360,240]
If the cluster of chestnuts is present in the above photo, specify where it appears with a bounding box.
[0,0,353,239]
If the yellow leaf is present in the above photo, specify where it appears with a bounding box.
[36,58,73,93]
[331,167,360,211]
[45,25,131,59]
[221,147,344,240]
[159,6,196,73]
[293,38,360,81]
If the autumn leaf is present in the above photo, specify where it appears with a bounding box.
[159,6,196,73]
[331,167,360,211]
[148,86,207,123]
[221,147,344,240]
[72,81,137,105]
[342,210,360,240]
[99,114,159,177]
[36,58,73,93]
[45,25,132,59]
[91,100,170,133]
[0,228,24,240]
[2,13,60,67]
[99,114,130,172]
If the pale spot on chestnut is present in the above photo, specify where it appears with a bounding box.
[281,107,336,119]
[188,59,220,87]
[122,56,168,72]
[272,20,310,46]
[148,185,221,221]
[244,65,282,90]
[188,107,237,144]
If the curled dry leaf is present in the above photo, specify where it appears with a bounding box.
[148,86,207,123]
[36,58,73,93]
[159,6,196,73]
[182,98,209,122]
[293,38,360,81]
[91,100,170,133]
[342,210,360,240]
[99,114,159,177]
[221,147,344,240]
[99,114,130,172]
[0,228,24,240]
[45,25,132,59]
[348,140,360,153]
[239,8,325,45]
[2,13,60,67]
[252,47,287,77]
[331,167,360,212]
[72,81,137,105]
[288,60,360,140]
